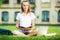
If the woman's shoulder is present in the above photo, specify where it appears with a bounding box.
[17,12,22,15]
[30,12,35,16]
[30,12,35,19]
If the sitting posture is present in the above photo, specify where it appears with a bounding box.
[13,1,37,37]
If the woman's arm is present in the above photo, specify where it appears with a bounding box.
[16,20,20,28]
[31,19,35,30]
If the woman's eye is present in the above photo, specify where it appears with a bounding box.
[23,5,25,6]
[24,5,25,6]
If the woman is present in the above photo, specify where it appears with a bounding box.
[13,1,37,36]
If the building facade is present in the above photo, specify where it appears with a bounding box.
[0,0,60,25]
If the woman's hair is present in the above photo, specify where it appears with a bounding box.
[21,0,31,13]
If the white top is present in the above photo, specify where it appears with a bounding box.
[16,12,35,28]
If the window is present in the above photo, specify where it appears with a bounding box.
[58,10,60,22]
[17,0,21,4]
[2,11,9,22]
[14,11,20,21]
[29,0,35,4]
[41,0,50,2]
[42,11,49,22]
[2,0,9,4]
[58,0,60,2]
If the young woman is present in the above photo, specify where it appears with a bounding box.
[13,1,37,36]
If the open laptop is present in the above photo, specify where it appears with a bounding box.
[37,26,48,36]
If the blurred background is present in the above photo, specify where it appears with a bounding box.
[0,0,60,39]
[0,0,60,25]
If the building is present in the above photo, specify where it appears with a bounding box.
[0,0,60,25]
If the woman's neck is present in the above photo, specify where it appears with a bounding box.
[23,11,28,14]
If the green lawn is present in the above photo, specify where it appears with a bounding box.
[0,25,60,40]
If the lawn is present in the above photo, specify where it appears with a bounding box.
[0,25,60,40]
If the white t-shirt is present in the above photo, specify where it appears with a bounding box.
[16,12,35,28]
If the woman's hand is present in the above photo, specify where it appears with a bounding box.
[16,25,19,29]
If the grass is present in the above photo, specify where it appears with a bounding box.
[0,35,60,40]
[0,25,60,40]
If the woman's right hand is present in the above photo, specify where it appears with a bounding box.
[16,20,20,29]
[16,25,19,29]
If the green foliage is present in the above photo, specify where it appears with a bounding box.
[0,0,3,8]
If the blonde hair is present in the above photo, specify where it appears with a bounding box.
[21,0,31,13]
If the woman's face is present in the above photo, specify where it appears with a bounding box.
[23,2,30,12]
